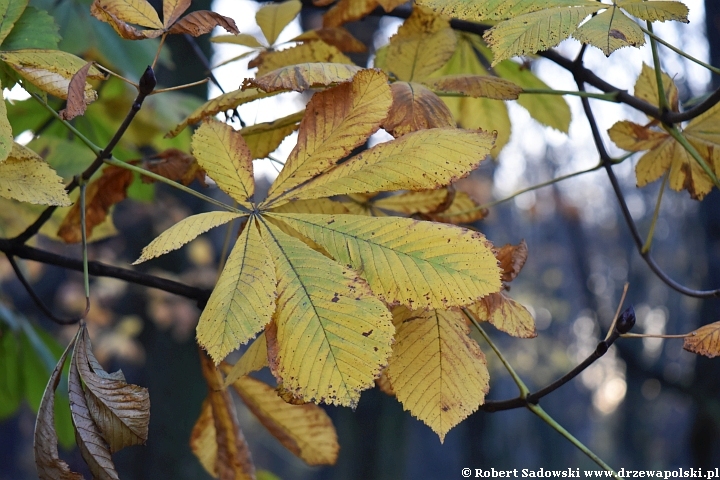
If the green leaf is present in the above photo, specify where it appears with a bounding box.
[0,0,28,46]
[20,331,48,412]
[1,6,61,51]
[617,0,689,23]
[269,213,502,309]
[573,7,645,56]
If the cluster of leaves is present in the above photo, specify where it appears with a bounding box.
[4,0,720,478]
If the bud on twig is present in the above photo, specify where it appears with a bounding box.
[139,66,156,96]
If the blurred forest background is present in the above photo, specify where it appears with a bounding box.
[2,0,720,479]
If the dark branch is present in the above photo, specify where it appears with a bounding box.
[0,239,211,307]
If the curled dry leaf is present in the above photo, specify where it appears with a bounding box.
[57,165,134,243]
[168,10,239,36]
[495,240,528,283]
[59,62,95,121]
[198,351,256,480]
[141,148,206,186]
[230,376,340,466]
[246,62,362,93]
[683,321,720,358]
[383,82,456,138]
[75,327,150,453]
[34,334,84,480]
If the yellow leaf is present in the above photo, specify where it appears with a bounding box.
[428,190,487,224]
[383,82,456,138]
[269,213,502,309]
[192,120,256,204]
[198,353,256,480]
[166,88,280,138]
[93,0,163,29]
[384,6,457,82]
[484,5,604,64]
[163,0,191,28]
[240,111,303,160]
[683,321,720,358]
[469,293,537,338]
[490,44,571,132]
[386,306,489,442]
[229,376,339,465]
[133,211,244,264]
[255,0,301,45]
[90,1,162,40]
[377,0,407,11]
[322,0,380,27]
[573,7,645,55]
[284,128,495,203]
[198,218,277,364]
[608,120,668,152]
[222,333,269,387]
[633,63,679,112]
[373,189,450,215]
[0,50,105,101]
[250,41,354,77]
[211,33,265,48]
[424,74,522,100]
[189,398,218,477]
[618,0,689,23]
[431,34,513,153]
[247,62,362,93]
[0,143,71,206]
[260,219,395,407]
[266,69,392,203]
[0,87,12,163]
[417,0,600,21]
[269,198,350,215]
[0,0,27,46]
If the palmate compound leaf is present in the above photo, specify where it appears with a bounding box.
[386,306,489,442]
[192,120,256,205]
[197,351,255,480]
[227,374,340,466]
[683,321,720,358]
[383,5,457,83]
[0,50,105,101]
[0,142,71,206]
[259,219,395,407]
[34,334,83,480]
[197,218,277,364]
[265,68,392,203]
[268,213,502,310]
[483,4,604,65]
[272,128,496,204]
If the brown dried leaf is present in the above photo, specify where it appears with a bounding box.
[247,62,362,93]
[69,328,118,480]
[34,335,84,480]
[494,240,528,283]
[168,10,239,36]
[377,0,407,11]
[57,165,133,243]
[249,42,354,77]
[141,148,206,186]
[469,293,537,338]
[292,27,367,53]
[383,81,456,137]
[231,376,339,465]
[375,369,395,397]
[684,321,720,358]
[423,74,522,100]
[190,398,218,477]
[59,63,96,121]
[199,351,256,480]
[163,0,191,28]
[76,328,150,453]
[275,383,308,405]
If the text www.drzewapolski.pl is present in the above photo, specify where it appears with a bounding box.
[461,468,720,479]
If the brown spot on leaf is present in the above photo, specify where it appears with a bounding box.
[362,329,373,337]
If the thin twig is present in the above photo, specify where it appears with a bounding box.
[184,34,225,94]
